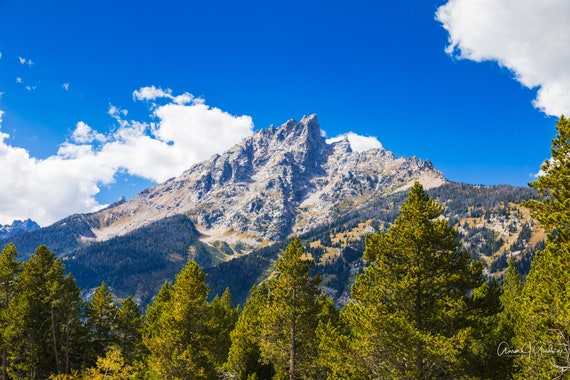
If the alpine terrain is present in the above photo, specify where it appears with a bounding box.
[0,115,541,305]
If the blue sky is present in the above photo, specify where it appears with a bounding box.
[0,0,568,225]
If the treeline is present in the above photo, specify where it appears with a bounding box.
[0,182,547,379]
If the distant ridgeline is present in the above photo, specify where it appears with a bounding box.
[0,218,40,239]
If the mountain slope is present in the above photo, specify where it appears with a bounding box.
[88,114,445,247]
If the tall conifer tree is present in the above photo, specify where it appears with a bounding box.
[7,245,84,379]
[224,283,275,379]
[515,116,570,378]
[144,260,215,379]
[258,237,328,380]
[115,296,145,366]
[343,182,501,379]
[86,282,118,365]
[0,243,21,380]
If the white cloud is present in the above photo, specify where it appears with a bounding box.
[436,0,570,116]
[16,77,23,84]
[133,85,194,105]
[0,88,254,225]
[63,83,70,91]
[326,132,383,152]
[18,56,33,66]
[71,121,106,144]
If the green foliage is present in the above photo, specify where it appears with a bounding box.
[144,260,217,379]
[258,237,333,379]
[86,282,118,364]
[6,245,85,379]
[514,116,570,379]
[209,288,239,370]
[115,296,146,366]
[0,243,21,380]
[342,182,502,379]
[224,283,275,379]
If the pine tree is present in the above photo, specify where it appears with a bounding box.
[223,283,275,379]
[7,245,84,379]
[0,243,21,380]
[144,260,215,379]
[515,116,570,378]
[343,182,501,379]
[209,288,238,371]
[258,237,327,380]
[115,297,145,366]
[86,282,118,365]
[492,258,523,377]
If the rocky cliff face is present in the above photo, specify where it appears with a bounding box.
[90,114,446,247]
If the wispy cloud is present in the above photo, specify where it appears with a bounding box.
[437,0,570,117]
[133,85,197,105]
[0,88,254,225]
[63,83,70,91]
[18,56,33,66]
[16,77,23,84]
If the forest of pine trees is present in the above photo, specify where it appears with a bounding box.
[0,117,568,379]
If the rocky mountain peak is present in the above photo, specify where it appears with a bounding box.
[91,114,446,245]
[0,218,40,239]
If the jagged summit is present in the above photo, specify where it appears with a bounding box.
[89,115,446,245]
[0,219,40,239]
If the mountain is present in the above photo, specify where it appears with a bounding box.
[0,219,40,239]
[0,115,541,305]
[87,114,445,246]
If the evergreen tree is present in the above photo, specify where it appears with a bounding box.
[0,243,21,380]
[209,288,238,371]
[86,282,118,364]
[258,237,327,380]
[6,245,84,379]
[144,260,216,379]
[223,283,275,379]
[343,182,501,379]
[515,116,570,378]
[493,258,523,377]
[115,297,145,366]
[143,281,173,337]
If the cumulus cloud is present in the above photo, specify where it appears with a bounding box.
[0,88,254,225]
[71,121,106,144]
[436,0,570,117]
[327,132,383,152]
